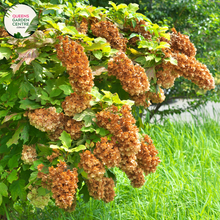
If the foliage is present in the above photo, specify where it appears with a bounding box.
[0,0,216,217]
[8,113,220,219]
[89,0,220,120]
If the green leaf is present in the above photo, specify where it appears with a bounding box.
[10,179,27,201]
[6,124,25,147]
[84,42,109,51]
[59,131,72,149]
[42,16,60,30]
[62,26,78,35]
[37,187,47,196]
[92,50,103,60]
[127,3,139,13]
[0,182,8,197]
[8,155,19,169]
[19,99,41,110]
[73,109,96,127]
[32,61,43,82]
[29,171,38,182]
[59,85,74,95]
[71,145,86,152]
[165,57,178,65]
[0,47,11,60]
[18,82,31,99]
[7,170,18,183]
[20,124,29,144]
[156,41,170,49]
[50,89,62,97]
[25,15,39,33]
[0,182,8,205]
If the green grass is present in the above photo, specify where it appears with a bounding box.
[10,113,220,220]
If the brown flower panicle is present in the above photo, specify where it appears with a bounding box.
[37,161,78,210]
[78,150,105,180]
[91,20,127,51]
[108,52,150,96]
[87,177,116,203]
[94,137,121,168]
[96,105,141,156]
[21,145,37,165]
[137,135,161,175]
[64,117,83,140]
[62,93,92,116]
[77,17,88,34]
[47,149,61,162]
[55,36,94,94]
[28,107,64,133]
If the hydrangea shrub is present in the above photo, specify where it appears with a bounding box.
[0,1,215,215]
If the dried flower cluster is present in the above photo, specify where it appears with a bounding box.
[146,88,165,104]
[27,186,50,209]
[174,53,215,90]
[37,161,78,209]
[94,137,121,168]
[28,107,64,133]
[21,145,37,165]
[55,36,94,94]
[130,93,151,108]
[78,150,105,180]
[77,17,88,34]
[62,93,92,116]
[156,59,180,89]
[0,27,9,37]
[137,135,161,175]
[87,177,116,203]
[91,20,128,51]
[96,104,160,188]
[158,29,215,90]
[125,19,152,42]
[170,28,196,57]
[108,52,150,96]
[28,108,82,141]
[64,117,83,140]
[47,149,61,162]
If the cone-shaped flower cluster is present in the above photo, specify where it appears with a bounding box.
[108,52,150,96]
[27,186,50,209]
[55,36,94,94]
[91,20,127,51]
[78,150,105,180]
[96,104,160,188]
[37,161,78,210]
[87,177,116,203]
[62,93,92,117]
[27,108,82,141]
[157,29,215,90]
[94,137,121,168]
[137,135,161,175]
[21,145,37,165]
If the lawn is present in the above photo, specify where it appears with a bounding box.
[10,112,220,220]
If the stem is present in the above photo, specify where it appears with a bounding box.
[3,202,10,220]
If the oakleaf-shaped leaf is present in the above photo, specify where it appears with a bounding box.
[10,48,39,73]
[9,179,27,201]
